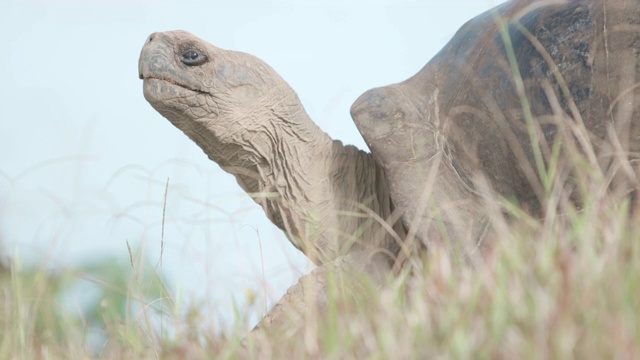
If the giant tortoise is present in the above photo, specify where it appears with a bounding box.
[138,0,639,340]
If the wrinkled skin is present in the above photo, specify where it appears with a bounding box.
[139,31,402,265]
[139,0,639,348]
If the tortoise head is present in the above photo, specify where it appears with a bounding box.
[138,30,302,162]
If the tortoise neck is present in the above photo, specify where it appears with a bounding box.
[219,97,399,265]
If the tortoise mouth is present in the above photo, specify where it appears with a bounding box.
[142,76,210,96]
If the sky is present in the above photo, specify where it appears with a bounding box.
[0,0,504,330]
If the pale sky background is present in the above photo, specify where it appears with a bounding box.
[0,0,503,330]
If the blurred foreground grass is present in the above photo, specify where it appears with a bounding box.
[1,192,639,359]
[0,246,245,359]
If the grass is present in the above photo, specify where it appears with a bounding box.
[238,195,640,359]
[2,190,639,359]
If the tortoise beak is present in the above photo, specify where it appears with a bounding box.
[138,32,160,80]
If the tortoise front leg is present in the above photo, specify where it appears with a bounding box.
[242,250,389,355]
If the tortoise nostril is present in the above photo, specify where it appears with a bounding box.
[146,33,155,44]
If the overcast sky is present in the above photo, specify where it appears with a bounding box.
[0,0,504,329]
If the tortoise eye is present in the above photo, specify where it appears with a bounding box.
[181,49,207,66]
